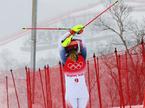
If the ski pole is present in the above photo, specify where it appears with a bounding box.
[22,27,70,30]
[23,1,118,31]
[84,0,118,28]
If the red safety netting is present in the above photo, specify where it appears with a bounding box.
[0,42,145,108]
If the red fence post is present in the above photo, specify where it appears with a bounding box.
[87,60,92,108]
[93,54,102,108]
[6,76,9,108]
[39,68,47,108]
[114,49,122,108]
[25,67,32,108]
[44,66,49,108]
[125,52,132,108]
[144,90,145,108]
[28,68,33,108]
[10,69,21,108]
[59,61,66,108]
[46,65,52,108]
[25,67,30,108]
[44,65,52,108]
[118,55,125,108]
[114,49,125,108]
[32,68,35,104]
[141,38,145,62]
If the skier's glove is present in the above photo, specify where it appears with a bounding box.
[70,24,84,34]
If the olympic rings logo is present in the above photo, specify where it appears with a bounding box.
[67,62,83,70]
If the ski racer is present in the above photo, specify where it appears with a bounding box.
[59,24,89,108]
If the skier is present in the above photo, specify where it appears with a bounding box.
[59,24,89,108]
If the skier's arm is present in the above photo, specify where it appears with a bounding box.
[61,33,74,47]
[61,24,84,47]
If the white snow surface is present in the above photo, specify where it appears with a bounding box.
[112,105,143,108]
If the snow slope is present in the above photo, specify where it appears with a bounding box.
[112,105,143,108]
